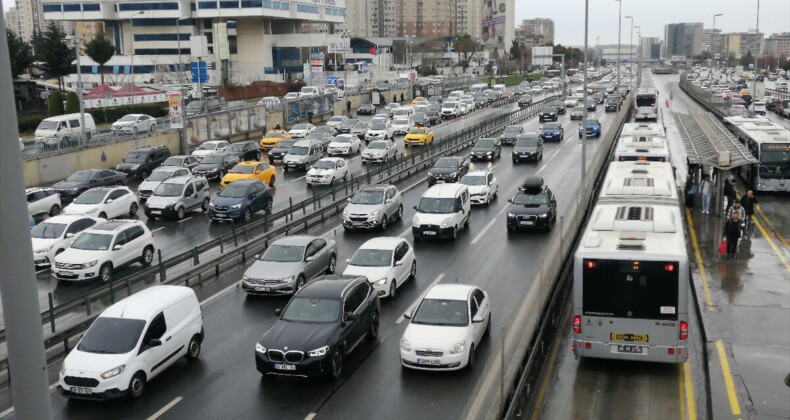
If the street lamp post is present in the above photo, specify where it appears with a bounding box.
[130,11,144,105]
[582,0,589,207]
[68,35,86,144]
[753,0,760,99]
[616,0,622,88]
[713,13,723,68]
[634,26,640,74]
[625,16,633,63]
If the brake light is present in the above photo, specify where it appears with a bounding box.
[634,109,638,115]
[586,261,596,269]
[679,321,688,340]
[573,316,581,334]
[654,108,658,114]
[151,233,155,238]
[665,264,675,272]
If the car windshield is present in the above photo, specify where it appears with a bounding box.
[292,124,310,130]
[513,191,548,205]
[408,128,426,135]
[371,124,388,130]
[118,115,137,122]
[77,317,146,354]
[275,141,295,149]
[543,123,561,130]
[38,120,58,130]
[74,189,107,205]
[516,137,539,147]
[199,155,224,164]
[265,132,283,138]
[351,190,384,204]
[368,142,387,150]
[417,197,456,213]
[197,142,219,150]
[461,175,486,186]
[434,158,458,168]
[442,102,457,108]
[71,232,113,251]
[411,299,468,326]
[154,183,183,197]
[226,143,246,152]
[504,127,522,134]
[230,165,255,174]
[30,222,66,239]
[219,184,251,198]
[394,119,408,125]
[163,157,184,166]
[329,117,344,123]
[282,297,340,323]
[584,119,599,126]
[350,249,393,267]
[332,136,351,144]
[354,123,368,129]
[66,172,92,182]
[260,245,304,262]
[186,102,204,110]
[314,160,336,169]
[289,146,309,155]
[542,107,555,113]
[475,139,494,148]
[314,127,332,133]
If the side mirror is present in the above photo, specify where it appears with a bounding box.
[394,260,404,266]
[507,198,514,203]
[385,199,392,204]
[274,308,282,317]
[345,312,359,321]
[148,338,162,347]
[347,198,352,203]
[105,199,114,204]
[113,244,123,251]
[472,315,485,323]
[305,255,315,262]
[403,312,412,320]
[90,178,98,183]
[249,194,255,200]
[413,205,418,211]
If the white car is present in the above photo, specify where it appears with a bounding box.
[365,121,394,141]
[460,170,498,205]
[564,96,579,107]
[52,219,155,282]
[326,116,349,129]
[137,167,192,200]
[441,102,460,119]
[327,134,362,156]
[299,86,321,97]
[63,187,139,219]
[26,187,62,218]
[343,237,416,299]
[361,140,398,163]
[30,215,100,268]
[111,114,157,135]
[191,140,229,157]
[752,101,767,115]
[288,123,316,139]
[306,157,348,186]
[284,92,300,100]
[400,284,492,371]
[392,118,413,135]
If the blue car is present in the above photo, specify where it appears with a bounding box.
[209,180,273,222]
[539,122,564,142]
[579,119,602,138]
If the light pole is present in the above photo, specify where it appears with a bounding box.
[634,26,640,73]
[616,0,622,89]
[130,11,144,105]
[713,14,723,68]
[625,16,633,63]
[753,0,760,99]
[67,35,86,143]
[582,0,589,207]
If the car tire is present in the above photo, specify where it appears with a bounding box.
[389,280,396,298]
[396,205,403,221]
[98,212,108,220]
[367,311,379,340]
[129,202,138,216]
[269,175,276,187]
[255,152,262,161]
[185,334,202,360]
[409,261,417,281]
[484,317,491,337]
[464,215,470,229]
[176,207,185,220]
[329,348,343,380]
[450,226,458,241]
[380,216,388,231]
[49,204,61,217]
[127,372,145,399]
[149,124,155,134]
[141,246,154,266]
[201,198,210,212]
[243,208,251,222]
[265,198,273,214]
[467,345,476,370]
[326,254,337,274]
[296,274,306,291]
[141,170,150,180]
[99,263,112,282]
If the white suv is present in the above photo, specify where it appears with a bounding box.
[343,237,416,299]
[26,187,62,218]
[52,220,155,282]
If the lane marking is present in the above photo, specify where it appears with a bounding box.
[177,217,193,224]
[685,209,715,312]
[683,360,698,420]
[290,175,307,183]
[752,215,790,272]
[304,413,317,420]
[200,279,241,306]
[529,305,569,420]
[715,339,742,416]
[470,206,509,245]
[150,226,166,233]
[35,268,49,274]
[755,205,788,248]
[146,396,183,420]
[0,407,13,418]
[395,273,445,324]
[678,364,686,420]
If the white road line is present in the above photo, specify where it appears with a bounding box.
[50,382,58,390]
[395,273,445,324]
[146,396,183,420]
[35,268,49,274]
[401,176,426,193]
[200,280,240,306]
[470,206,509,245]
[304,413,317,420]
[398,226,412,238]
[150,226,166,233]
[0,407,13,418]
[290,175,307,183]
[176,217,193,224]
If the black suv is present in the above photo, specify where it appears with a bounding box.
[512,134,543,163]
[500,125,524,145]
[255,275,380,379]
[506,177,557,232]
[470,137,502,161]
[550,101,566,115]
[427,156,470,186]
[604,96,620,112]
[116,145,171,179]
[51,169,128,202]
[539,106,558,122]
[225,141,262,161]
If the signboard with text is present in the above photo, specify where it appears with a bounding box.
[168,93,183,129]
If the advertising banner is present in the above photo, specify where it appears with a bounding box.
[482,0,507,49]
[168,93,183,129]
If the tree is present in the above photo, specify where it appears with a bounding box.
[48,90,64,116]
[739,51,753,67]
[509,40,522,61]
[454,33,477,70]
[39,22,75,90]
[65,91,80,113]
[30,29,45,60]
[6,29,34,78]
[782,60,790,71]
[84,34,115,85]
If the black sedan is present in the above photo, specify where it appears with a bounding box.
[225,141,262,161]
[427,156,470,186]
[51,169,127,203]
[506,177,557,232]
[550,101,566,115]
[539,106,558,122]
[357,103,376,115]
[426,110,442,125]
[267,140,296,162]
[192,153,240,180]
[255,275,380,379]
[469,137,502,161]
[337,119,359,134]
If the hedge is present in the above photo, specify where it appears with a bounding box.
[65,92,80,114]
[48,91,64,116]
[88,103,168,125]
[18,114,48,134]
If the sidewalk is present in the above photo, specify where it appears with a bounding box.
[685,199,790,419]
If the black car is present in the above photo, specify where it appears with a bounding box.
[268,139,296,162]
[604,96,620,112]
[337,119,359,134]
[765,97,781,111]
[470,137,502,161]
[592,92,605,104]
[740,94,754,107]
[225,141,262,161]
[426,110,442,125]
[192,152,240,179]
[585,100,597,111]
[427,156,470,186]
[115,145,171,179]
[51,169,128,202]
[506,177,557,232]
[357,103,376,115]
[412,113,430,127]
[512,134,543,163]
[550,101,566,115]
[500,125,524,145]
[255,275,380,379]
[539,106,558,122]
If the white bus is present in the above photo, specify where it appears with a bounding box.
[724,117,790,192]
[613,135,671,163]
[598,161,678,204]
[634,87,660,121]
[573,202,689,363]
[620,122,665,139]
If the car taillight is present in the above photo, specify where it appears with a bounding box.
[679,321,688,340]
[573,316,581,334]
[654,108,658,114]
[634,109,638,115]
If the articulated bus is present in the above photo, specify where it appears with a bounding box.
[723,116,790,192]
[613,135,671,163]
[620,122,665,139]
[597,161,678,203]
[634,87,660,121]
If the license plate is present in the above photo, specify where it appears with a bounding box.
[254,287,271,292]
[353,222,365,226]
[617,345,643,354]
[519,221,534,226]
[423,231,437,236]
[61,271,74,276]
[273,364,295,371]
[150,210,161,215]
[70,387,92,394]
[435,180,445,184]
[417,359,440,365]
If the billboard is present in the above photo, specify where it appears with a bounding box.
[532,46,554,67]
[482,0,508,49]
[168,93,183,129]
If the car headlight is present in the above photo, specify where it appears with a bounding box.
[100,365,125,379]
[256,343,266,353]
[83,260,98,269]
[448,340,466,355]
[440,219,452,228]
[448,172,457,179]
[308,345,329,357]
[209,203,215,209]
[230,203,242,210]
[412,216,420,227]
[281,275,296,284]
[538,213,549,218]
[36,244,54,254]
[131,165,140,170]
[507,212,516,218]
[374,278,387,286]
[69,188,80,193]
[371,209,381,216]
[342,208,349,216]
[400,336,412,352]
[486,152,492,155]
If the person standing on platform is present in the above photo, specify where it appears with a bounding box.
[700,174,712,214]
[723,178,737,211]
[740,190,758,237]
[684,175,698,208]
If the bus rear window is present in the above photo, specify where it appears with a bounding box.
[636,95,656,107]
[582,259,679,320]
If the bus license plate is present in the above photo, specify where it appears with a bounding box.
[617,345,643,354]
[417,359,440,365]
[70,387,92,394]
[273,364,295,371]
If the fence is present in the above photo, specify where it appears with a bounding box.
[185,103,268,144]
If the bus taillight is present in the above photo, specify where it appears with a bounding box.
[573,316,581,334]
[679,321,688,340]
[664,264,675,272]
[586,261,596,269]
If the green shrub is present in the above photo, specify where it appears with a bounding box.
[48,90,64,116]
[65,92,80,113]
[18,114,47,134]
[88,103,168,125]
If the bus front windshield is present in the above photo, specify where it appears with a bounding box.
[759,144,790,178]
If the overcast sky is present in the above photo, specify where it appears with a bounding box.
[515,0,790,46]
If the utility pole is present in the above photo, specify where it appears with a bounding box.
[130,11,144,105]
[616,0,622,89]
[753,0,760,99]
[0,12,55,420]
[582,0,589,206]
[70,34,86,144]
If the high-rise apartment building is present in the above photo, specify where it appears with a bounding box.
[400,0,457,38]
[765,33,790,57]
[5,7,22,38]
[640,37,662,60]
[516,18,553,46]
[664,22,703,58]
[456,0,481,39]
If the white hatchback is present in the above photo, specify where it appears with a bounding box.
[306,157,348,186]
[343,237,416,298]
[30,215,100,268]
[400,284,491,371]
[64,187,139,220]
[191,140,229,157]
[460,170,498,205]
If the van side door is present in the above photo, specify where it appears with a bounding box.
[138,312,172,379]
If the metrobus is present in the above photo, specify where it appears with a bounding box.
[598,161,678,203]
[723,116,790,192]
[572,201,689,363]
[634,87,660,121]
[613,135,671,163]
[620,122,665,139]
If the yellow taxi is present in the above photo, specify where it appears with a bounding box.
[739,89,750,96]
[412,96,427,105]
[404,127,434,146]
[220,161,277,189]
[261,130,290,150]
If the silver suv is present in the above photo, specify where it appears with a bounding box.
[282,140,324,171]
[342,184,403,231]
[144,175,210,220]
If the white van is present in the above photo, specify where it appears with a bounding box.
[448,90,465,100]
[470,83,488,93]
[492,84,506,95]
[35,113,96,146]
[411,183,470,240]
[58,285,204,400]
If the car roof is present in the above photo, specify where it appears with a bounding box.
[272,235,317,246]
[292,140,316,147]
[162,175,197,184]
[88,219,142,233]
[152,166,185,174]
[465,170,491,177]
[424,284,474,301]
[319,157,345,162]
[298,276,361,300]
[360,184,392,192]
[424,183,466,197]
[235,161,259,166]
[40,214,93,224]
[101,286,195,321]
[224,179,260,187]
[358,236,406,249]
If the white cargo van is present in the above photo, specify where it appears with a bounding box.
[35,113,96,146]
[411,183,471,240]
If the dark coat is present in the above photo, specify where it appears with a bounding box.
[723,219,741,241]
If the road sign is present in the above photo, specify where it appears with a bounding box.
[191,61,208,84]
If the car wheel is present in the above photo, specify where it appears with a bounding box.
[389,280,397,298]
[99,263,112,282]
[243,208,251,222]
[149,124,155,134]
[98,212,108,220]
[265,198,273,214]
[484,317,491,337]
[141,246,154,266]
[129,202,139,216]
[49,204,61,217]
[327,254,337,274]
[396,205,403,221]
[201,198,210,212]
[380,215,388,231]
[464,216,470,229]
[141,170,150,180]
[467,345,476,370]
[409,261,417,280]
[255,152,262,161]
[329,348,343,379]
[127,372,145,399]
[367,311,379,340]
[451,226,458,240]
[176,207,185,220]
[186,334,202,360]
[295,274,306,291]
[269,175,276,187]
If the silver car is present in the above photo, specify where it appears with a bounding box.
[342,185,403,231]
[241,236,337,295]
[361,140,398,163]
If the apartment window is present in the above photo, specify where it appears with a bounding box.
[43,5,62,12]
[135,48,191,55]
[62,4,81,12]
[133,18,195,26]
[134,33,190,41]
[198,1,217,9]
[241,0,260,7]
[296,4,318,13]
[82,3,101,11]
[220,1,239,8]
[118,2,179,10]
